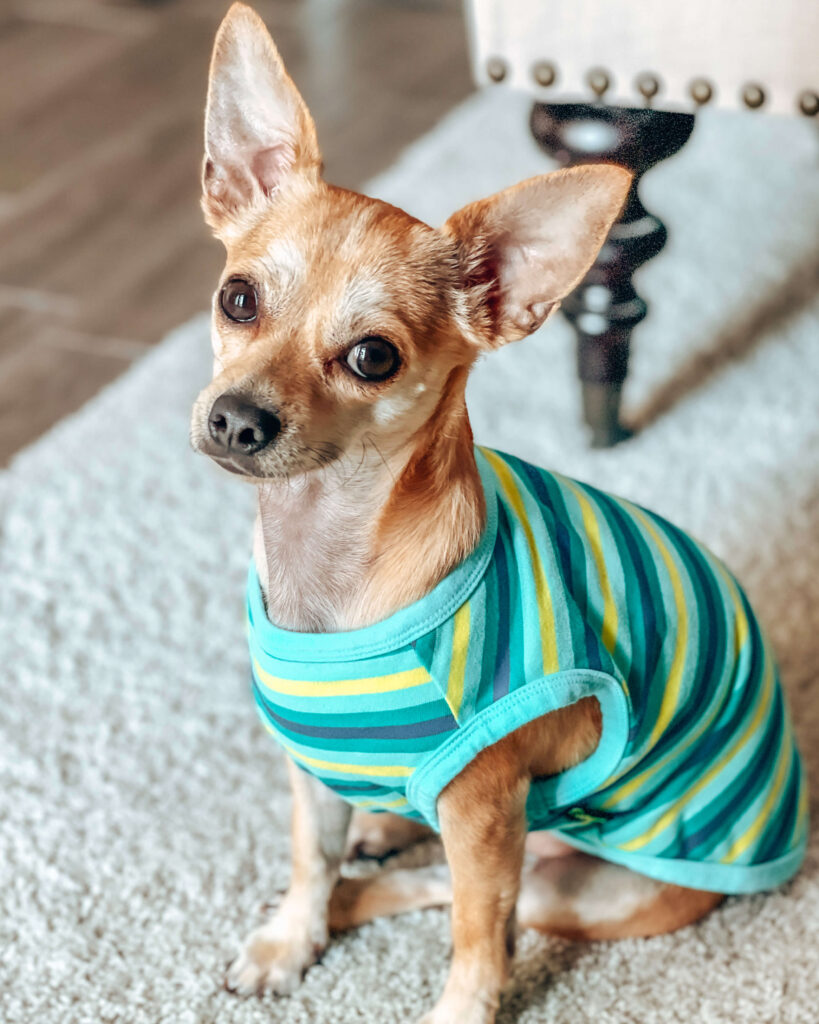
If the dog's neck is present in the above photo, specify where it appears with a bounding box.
[254,380,486,633]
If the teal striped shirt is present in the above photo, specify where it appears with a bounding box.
[248,447,807,894]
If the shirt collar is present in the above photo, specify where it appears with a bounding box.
[247,448,499,664]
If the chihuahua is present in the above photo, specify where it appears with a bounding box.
[190,6,807,1023]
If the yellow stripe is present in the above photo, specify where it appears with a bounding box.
[794,776,809,843]
[627,504,688,753]
[482,449,559,674]
[618,653,775,852]
[352,796,410,810]
[254,660,430,698]
[711,558,750,656]
[563,480,618,655]
[278,738,414,778]
[446,601,471,720]
[601,532,753,808]
[721,722,793,863]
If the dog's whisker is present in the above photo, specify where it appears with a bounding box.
[363,433,397,486]
[332,439,368,490]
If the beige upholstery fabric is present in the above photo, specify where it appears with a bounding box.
[467,0,818,116]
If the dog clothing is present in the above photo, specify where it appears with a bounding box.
[247,447,807,894]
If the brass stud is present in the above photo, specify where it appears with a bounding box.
[636,72,661,102]
[689,78,714,105]
[532,61,557,88]
[742,83,766,109]
[798,90,819,116]
[486,57,508,84]
[586,67,611,98]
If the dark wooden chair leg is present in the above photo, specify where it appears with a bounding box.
[530,104,695,446]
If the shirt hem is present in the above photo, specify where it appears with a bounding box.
[546,831,808,895]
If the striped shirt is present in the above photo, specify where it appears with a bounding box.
[248,447,807,894]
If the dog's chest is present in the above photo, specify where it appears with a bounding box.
[254,482,378,631]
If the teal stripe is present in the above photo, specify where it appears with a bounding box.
[458,583,490,723]
[474,553,501,713]
[501,518,527,694]
[524,465,608,675]
[560,476,633,673]
[247,644,422,681]
[256,704,452,754]
[256,694,455,730]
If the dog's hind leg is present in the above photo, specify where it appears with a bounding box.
[329,864,452,930]
[329,849,722,942]
[517,851,724,939]
[346,811,434,860]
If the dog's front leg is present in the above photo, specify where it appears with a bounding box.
[420,748,529,1024]
[225,756,352,996]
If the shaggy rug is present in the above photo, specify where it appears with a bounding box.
[1,89,817,1024]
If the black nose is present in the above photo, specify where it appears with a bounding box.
[207,394,280,455]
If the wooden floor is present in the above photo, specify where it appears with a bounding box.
[0,0,471,464]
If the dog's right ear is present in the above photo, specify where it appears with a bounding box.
[202,3,321,240]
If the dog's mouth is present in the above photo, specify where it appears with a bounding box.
[193,432,343,481]
[207,453,256,477]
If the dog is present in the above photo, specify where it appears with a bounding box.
[190,6,807,1022]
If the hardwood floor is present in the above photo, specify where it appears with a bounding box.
[0,0,472,464]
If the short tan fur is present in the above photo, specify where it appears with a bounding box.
[192,7,723,1021]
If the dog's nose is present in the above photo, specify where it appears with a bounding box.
[207,394,280,455]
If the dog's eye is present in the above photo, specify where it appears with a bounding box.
[220,279,258,322]
[345,337,400,381]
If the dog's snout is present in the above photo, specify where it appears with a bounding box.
[207,394,280,456]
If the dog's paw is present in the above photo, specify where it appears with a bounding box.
[418,1004,497,1024]
[419,1007,495,1024]
[418,990,499,1024]
[224,920,320,997]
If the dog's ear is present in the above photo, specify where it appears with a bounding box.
[202,2,321,239]
[443,165,632,346]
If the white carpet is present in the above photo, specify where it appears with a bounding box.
[1,89,818,1024]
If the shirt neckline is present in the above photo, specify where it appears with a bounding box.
[247,447,499,664]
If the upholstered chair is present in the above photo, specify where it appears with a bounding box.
[466,0,818,445]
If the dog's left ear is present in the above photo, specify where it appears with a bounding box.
[202,2,321,239]
[444,165,632,345]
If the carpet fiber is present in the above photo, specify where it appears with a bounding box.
[1,90,818,1024]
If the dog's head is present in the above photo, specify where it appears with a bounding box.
[190,3,631,481]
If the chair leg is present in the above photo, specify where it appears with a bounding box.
[530,103,695,447]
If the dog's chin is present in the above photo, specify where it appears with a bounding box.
[207,454,262,480]
[199,446,342,483]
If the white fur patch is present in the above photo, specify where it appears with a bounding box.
[450,288,485,347]
[517,855,664,929]
[339,274,389,324]
[372,392,416,426]
[263,238,307,283]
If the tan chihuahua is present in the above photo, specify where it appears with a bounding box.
[191,6,807,1022]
